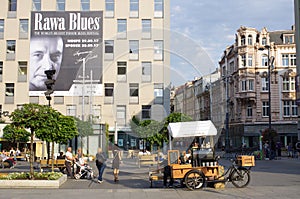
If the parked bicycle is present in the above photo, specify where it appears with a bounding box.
[214,156,252,188]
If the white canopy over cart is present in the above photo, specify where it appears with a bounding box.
[167,120,217,150]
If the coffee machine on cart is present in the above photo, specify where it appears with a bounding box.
[149,120,255,190]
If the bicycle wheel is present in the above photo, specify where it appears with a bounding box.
[230,168,250,188]
[184,170,205,190]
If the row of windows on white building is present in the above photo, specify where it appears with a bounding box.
[240,76,295,92]
[0,101,152,125]
[239,53,296,67]
[234,100,297,118]
[240,34,294,46]
[0,17,165,41]
[7,0,164,18]
[65,103,153,124]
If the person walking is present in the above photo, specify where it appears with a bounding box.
[65,147,74,178]
[112,147,121,182]
[287,143,293,158]
[95,147,106,184]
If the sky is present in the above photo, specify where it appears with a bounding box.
[170,0,295,86]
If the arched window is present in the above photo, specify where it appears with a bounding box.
[262,37,267,45]
[241,35,246,45]
[248,35,253,45]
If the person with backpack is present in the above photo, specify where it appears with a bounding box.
[95,147,106,184]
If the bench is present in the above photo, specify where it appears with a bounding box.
[138,154,158,168]
[16,152,27,161]
[127,150,139,158]
[39,159,66,172]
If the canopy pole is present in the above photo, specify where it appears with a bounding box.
[169,133,172,150]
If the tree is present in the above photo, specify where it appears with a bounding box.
[161,112,193,139]
[130,116,165,150]
[261,128,278,143]
[37,113,78,171]
[140,120,165,148]
[3,124,30,147]
[130,113,193,150]
[73,117,93,152]
[74,117,93,137]
[9,103,78,177]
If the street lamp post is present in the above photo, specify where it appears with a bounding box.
[267,47,273,132]
[259,45,274,132]
[225,76,230,152]
[74,51,97,152]
[44,69,56,159]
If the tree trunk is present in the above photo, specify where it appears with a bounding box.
[80,136,83,151]
[30,130,34,179]
[51,142,55,172]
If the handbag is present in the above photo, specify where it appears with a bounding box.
[96,159,103,166]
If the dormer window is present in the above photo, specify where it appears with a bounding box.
[262,37,267,45]
[283,34,294,44]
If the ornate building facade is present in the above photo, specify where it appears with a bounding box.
[219,26,297,149]
[173,26,297,150]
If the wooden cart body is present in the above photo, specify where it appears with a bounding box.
[149,121,254,189]
[149,150,255,189]
[149,150,224,186]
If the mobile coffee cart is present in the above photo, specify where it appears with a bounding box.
[149,121,254,190]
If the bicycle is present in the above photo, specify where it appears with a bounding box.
[214,156,252,188]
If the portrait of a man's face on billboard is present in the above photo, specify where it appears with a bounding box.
[29,11,103,96]
[30,36,63,91]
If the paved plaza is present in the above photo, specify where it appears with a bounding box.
[0,156,300,199]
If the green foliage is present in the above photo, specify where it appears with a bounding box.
[3,124,30,143]
[105,123,109,138]
[0,172,63,180]
[262,128,278,142]
[74,117,93,137]
[161,112,193,136]
[130,113,193,148]
[130,116,165,147]
[9,103,50,132]
[36,114,78,144]
[9,103,78,178]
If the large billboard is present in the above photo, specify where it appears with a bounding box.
[29,11,103,96]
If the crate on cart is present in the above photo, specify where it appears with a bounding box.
[236,155,255,166]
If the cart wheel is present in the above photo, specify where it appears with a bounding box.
[184,170,205,190]
[230,168,250,188]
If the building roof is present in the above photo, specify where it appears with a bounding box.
[269,30,294,45]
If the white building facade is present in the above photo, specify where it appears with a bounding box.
[0,0,170,153]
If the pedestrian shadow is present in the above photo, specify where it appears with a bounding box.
[102,170,152,189]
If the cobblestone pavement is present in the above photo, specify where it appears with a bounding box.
[1,156,300,199]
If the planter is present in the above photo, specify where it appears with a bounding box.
[0,174,67,188]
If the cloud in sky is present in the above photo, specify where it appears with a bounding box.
[170,0,295,86]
